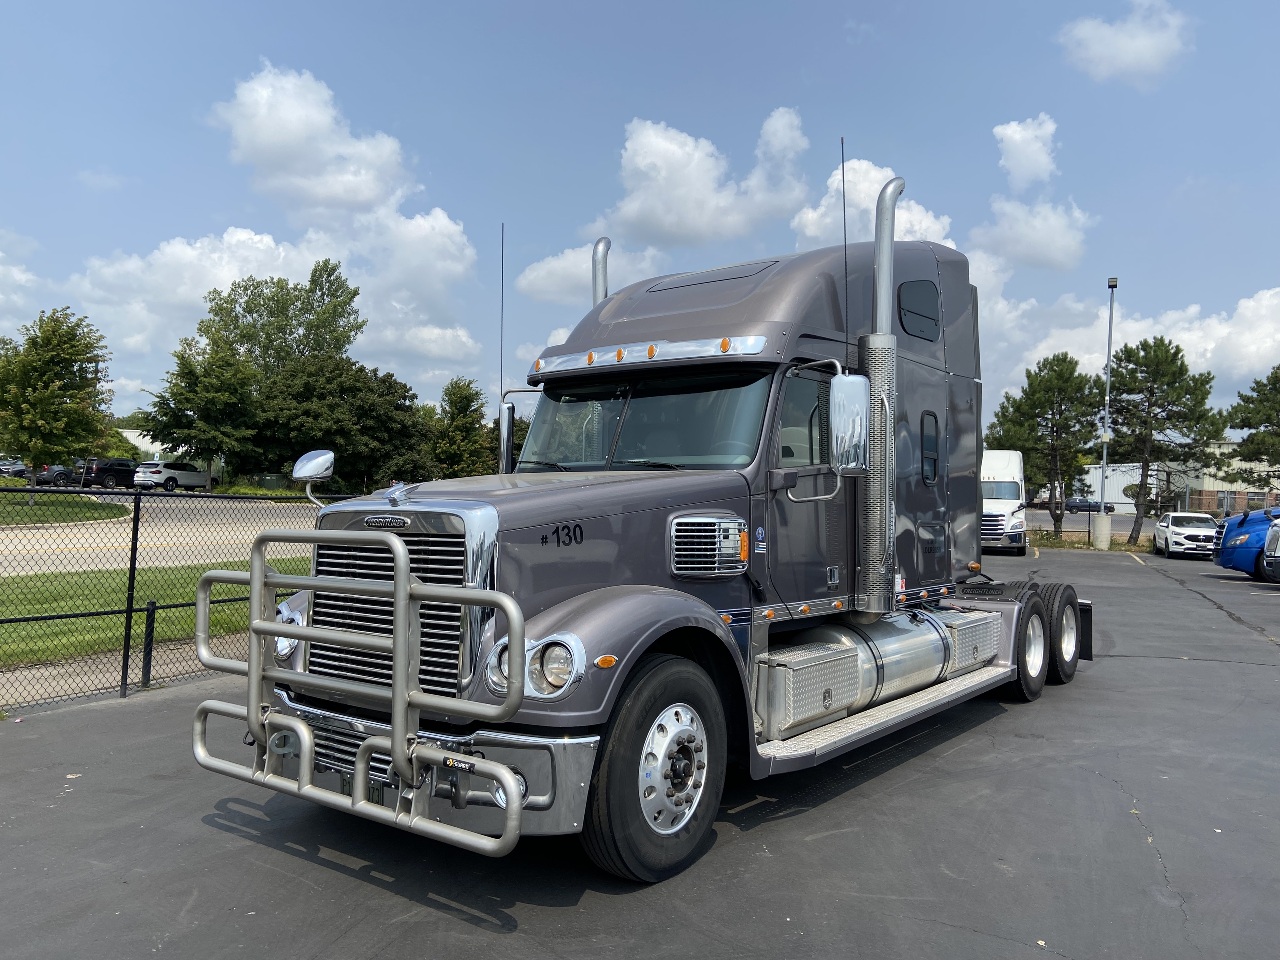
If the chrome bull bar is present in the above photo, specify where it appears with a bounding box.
[192,528,528,857]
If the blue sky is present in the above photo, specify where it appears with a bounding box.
[1,1,1276,422]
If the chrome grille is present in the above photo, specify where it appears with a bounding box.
[309,532,466,696]
[1212,523,1225,558]
[980,513,1006,541]
[313,725,393,783]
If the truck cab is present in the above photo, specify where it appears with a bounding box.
[1214,508,1280,582]
[193,180,1092,882]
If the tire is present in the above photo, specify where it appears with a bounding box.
[1040,583,1080,685]
[163,477,178,492]
[1068,507,1079,514]
[581,655,727,883]
[1254,552,1280,584]
[102,475,117,489]
[1009,592,1049,702]
[54,474,69,487]
[1152,536,1162,555]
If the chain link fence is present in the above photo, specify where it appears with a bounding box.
[0,486,343,712]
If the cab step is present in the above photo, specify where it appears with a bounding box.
[757,664,1015,774]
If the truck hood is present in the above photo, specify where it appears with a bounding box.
[337,470,751,531]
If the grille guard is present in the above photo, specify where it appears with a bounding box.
[192,528,529,857]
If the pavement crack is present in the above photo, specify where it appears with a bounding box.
[1147,564,1277,645]
[1093,770,1201,955]
[886,912,1077,958]
[1100,654,1279,667]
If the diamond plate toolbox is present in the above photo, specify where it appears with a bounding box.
[763,640,861,741]
[933,609,1001,678]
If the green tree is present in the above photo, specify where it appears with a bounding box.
[0,307,112,475]
[141,338,259,488]
[1226,363,1280,487]
[430,378,494,479]
[985,353,1103,537]
[1108,336,1227,544]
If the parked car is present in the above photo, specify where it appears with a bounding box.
[1214,508,1280,583]
[79,457,137,489]
[0,459,28,478]
[1152,512,1218,558]
[133,461,219,491]
[35,460,87,486]
[1065,497,1115,514]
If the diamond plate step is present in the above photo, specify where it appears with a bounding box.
[757,664,1014,770]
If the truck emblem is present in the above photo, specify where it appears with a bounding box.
[755,526,765,542]
[823,688,833,710]
[363,515,408,529]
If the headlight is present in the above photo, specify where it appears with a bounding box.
[541,643,574,688]
[1227,534,1250,547]
[484,635,583,699]
[1008,519,1025,532]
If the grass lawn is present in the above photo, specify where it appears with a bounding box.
[0,489,131,525]
[0,555,309,669]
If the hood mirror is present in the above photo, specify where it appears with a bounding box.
[292,449,334,508]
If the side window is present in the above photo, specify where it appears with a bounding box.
[921,412,939,485]
[778,374,830,468]
[899,280,941,342]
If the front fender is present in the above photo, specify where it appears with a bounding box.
[478,585,747,728]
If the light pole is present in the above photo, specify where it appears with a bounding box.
[1095,277,1118,549]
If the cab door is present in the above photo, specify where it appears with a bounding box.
[766,371,847,604]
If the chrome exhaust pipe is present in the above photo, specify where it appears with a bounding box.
[592,237,611,306]
[855,178,905,615]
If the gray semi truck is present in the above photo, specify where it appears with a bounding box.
[194,179,1091,882]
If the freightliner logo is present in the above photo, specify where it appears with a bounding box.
[363,515,409,529]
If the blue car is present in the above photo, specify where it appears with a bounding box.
[1214,508,1280,583]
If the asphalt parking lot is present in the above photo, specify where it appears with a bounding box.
[2,549,1276,960]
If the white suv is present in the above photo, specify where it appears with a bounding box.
[133,461,219,491]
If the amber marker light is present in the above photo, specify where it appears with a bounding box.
[647,344,657,358]
[967,561,982,573]
[898,595,906,603]
[615,348,625,362]
[940,587,949,596]
[920,590,928,599]
[799,604,810,615]
[833,600,844,610]
[719,337,731,353]
[739,531,749,562]
[764,609,775,620]
[534,359,542,372]
[594,655,618,669]
[721,614,732,624]
[586,351,596,365]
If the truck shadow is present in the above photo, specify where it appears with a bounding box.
[201,695,1006,924]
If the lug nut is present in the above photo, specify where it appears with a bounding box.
[666,788,676,798]
[692,780,702,789]
[696,760,705,770]
[663,770,672,779]
[673,797,683,807]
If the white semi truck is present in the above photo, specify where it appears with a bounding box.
[981,449,1028,556]
[192,179,1092,881]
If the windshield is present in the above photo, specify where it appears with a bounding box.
[982,481,1022,501]
[1171,515,1217,529]
[518,370,772,471]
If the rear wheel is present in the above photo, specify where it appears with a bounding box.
[1010,592,1049,702]
[163,477,177,492]
[581,655,726,882]
[54,474,69,487]
[1041,583,1080,685]
[102,475,117,489]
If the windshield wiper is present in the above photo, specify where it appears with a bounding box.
[515,459,569,472]
[616,459,685,470]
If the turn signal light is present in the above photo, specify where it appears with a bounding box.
[594,655,618,669]
[534,359,542,372]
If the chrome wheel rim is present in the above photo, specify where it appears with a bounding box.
[1059,604,1078,664]
[636,702,708,836]
[1025,613,1046,678]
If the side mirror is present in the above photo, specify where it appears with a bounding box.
[829,374,870,477]
[292,449,334,482]
[498,402,516,475]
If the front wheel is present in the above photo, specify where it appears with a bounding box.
[581,655,727,882]
[102,475,117,489]
[163,477,178,492]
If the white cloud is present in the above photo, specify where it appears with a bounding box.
[0,249,38,325]
[791,158,952,249]
[969,197,1094,270]
[588,108,809,247]
[515,326,572,363]
[516,242,666,307]
[59,64,478,404]
[993,114,1058,193]
[1059,0,1191,88]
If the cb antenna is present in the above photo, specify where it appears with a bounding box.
[840,137,850,369]
[499,222,505,403]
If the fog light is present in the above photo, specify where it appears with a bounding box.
[492,771,529,810]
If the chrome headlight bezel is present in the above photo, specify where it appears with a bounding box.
[484,632,586,701]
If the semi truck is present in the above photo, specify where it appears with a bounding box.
[193,179,1093,882]
[1214,507,1280,583]
[980,449,1027,556]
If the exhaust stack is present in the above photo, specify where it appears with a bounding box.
[592,237,611,306]
[855,178,905,615]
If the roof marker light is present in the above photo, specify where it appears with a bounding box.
[615,348,624,362]
[586,351,596,365]
[647,344,657,359]
[720,337,731,353]
[534,359,542,372]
